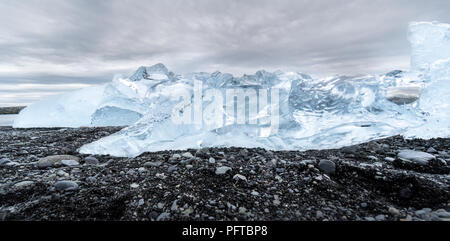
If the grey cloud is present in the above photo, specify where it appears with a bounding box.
[1,0,450,105]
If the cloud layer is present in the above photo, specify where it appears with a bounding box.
[1,0,450,105]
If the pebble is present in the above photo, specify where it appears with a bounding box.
[208,157,216,164]
[233,174,247,182]
[61,159,79,167]
[239,149,249,156]
[84,156,99,165]
[342,146,358,154]
[156,212,170,221]
[318,160,336,175]
[415,208,431,216]
[375,214,385,221]
[397,150,435,165]
[273,199,281,206]
[171,154,181,160]
[38,155,80,168]
[171,200,178,211]
[130,183,139,188]
[144,161,162,167]
[54,181,78,191]
[215,166,232,175]
[57,170,68,176]
[86,176,97,183]
[384,157,395,162]
[238,207,247,214]
[14,181,34,188]
[0,158,11,166]
[427,147,438,153]
[182,152,194,159]
[316,211,324,219]
[251,191,260,196]
[436,211,450,219]
[168,165,178,173]
[388,207,401,216]
[367,156,379,161]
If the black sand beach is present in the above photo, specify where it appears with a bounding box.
[0,126,448,221]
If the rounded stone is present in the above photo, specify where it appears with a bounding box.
[318,160,336,175]
[54,181,78,191]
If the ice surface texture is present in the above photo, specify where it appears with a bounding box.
[14,21,450,157]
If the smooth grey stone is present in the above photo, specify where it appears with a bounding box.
[215,166,232,175]
[14,181,34,188]
[84,156,99,165]
[144,161,162,167]
[61,159,79,166]
[54,181,78,191]
[318,160,336,175]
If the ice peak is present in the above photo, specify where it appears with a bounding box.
[129,63,171,81]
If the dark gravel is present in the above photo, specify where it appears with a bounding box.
[0,126,449,221]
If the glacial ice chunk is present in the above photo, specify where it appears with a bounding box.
[409,21,450,74]
[14,21,450,157]
[79,21,450,157]
[13,63,175,128]
[13,85,106,128]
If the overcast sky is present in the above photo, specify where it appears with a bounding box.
[1,0,450,106]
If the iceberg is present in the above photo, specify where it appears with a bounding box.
[14,21,450,157]
[13,63,176,128]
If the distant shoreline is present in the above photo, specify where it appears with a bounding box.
[0,106,26,115]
